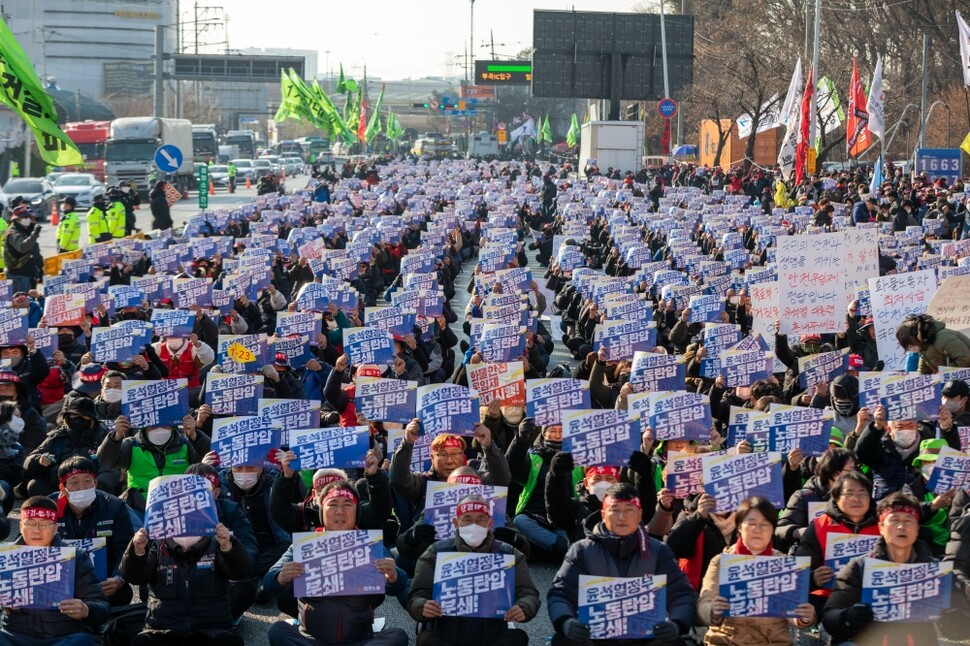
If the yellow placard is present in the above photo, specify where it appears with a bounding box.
[226,342,256,363]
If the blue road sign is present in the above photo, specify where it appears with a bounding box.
[657,98,678,119]
[154,145,183,173]
[916,148,962,185]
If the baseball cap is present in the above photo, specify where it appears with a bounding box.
[942,379,970,399]
[848,354,865,370]
[912,439,948,468]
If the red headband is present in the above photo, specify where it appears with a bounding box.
[322,488,358,505]
[448,474,482,485]
[438,436,464,451]
[313,474,345,490]
[602,495,642,510]
[22,507,56,523]
[202,473,220,492]
[58,467,96,486]
[586,466,621,480]
[879,507,920,524]
[456,501,490,518]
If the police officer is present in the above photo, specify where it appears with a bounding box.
[105,187,126,240]
[227,161,237,193]
[87,193,111,244]
[56,196,81,253]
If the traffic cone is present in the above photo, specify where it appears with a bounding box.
[245,176,251,189]
[209,180,215,196]
[50,202,59,225]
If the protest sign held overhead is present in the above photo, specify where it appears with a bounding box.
[144,474,219,540]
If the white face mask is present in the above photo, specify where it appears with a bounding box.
[147,428,172,445]
[101,388,122,404]
[458,523,488,548]
[729,296,740,305]
[920,463,935,481]
[892,429,918,449]
[589,481,614,501]
[326,320,338,331]
[7,416,24,435]
[16,217,30,226]
[166,338,185,352]
[233,472,260,490]
[67,486,97,510]
[943,398,963,414]
[171,536,201,550]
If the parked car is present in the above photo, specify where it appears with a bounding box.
[252,158,273,179]
[1,177,56,221]
[52,173,106,208]
[229,159,255,181]
[281,157,304,175]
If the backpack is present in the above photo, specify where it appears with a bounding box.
[100,602,148,646]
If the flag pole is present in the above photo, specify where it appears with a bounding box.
[808,0,821,162]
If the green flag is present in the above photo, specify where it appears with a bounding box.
[386,110,404,141]
[345,86,362,142]
[566,113,580,147]
[0,18,82,166]
[540,115,552,144]
[336,63,357,94]
[364,86,384,144]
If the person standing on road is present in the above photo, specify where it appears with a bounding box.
[227,162,237,193]
[56,196,81,252]
[2,204,42,294]
[149,181,173,231]
[86,194,112,244]
[105,188,126,240]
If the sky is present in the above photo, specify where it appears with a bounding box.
[219,0,649,81]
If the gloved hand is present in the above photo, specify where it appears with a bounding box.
[652,621,680,643]
[549,451,574,477]
[842,603,874,630]
[628,450,652,476]
[407,523,436,546]
[562,618,591,641]
[517,416,539,442]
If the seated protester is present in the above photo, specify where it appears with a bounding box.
[854,403,934,500]
[97,413,210,515]
[324,356,383,427]
[910,439,960,555]
[92,370,124,421]
[794,471,880,619]
[480,400,524,454]
[822,492,940,646]
[55,326,88,368]
[828,374,865,449]
[0,340,49,413]
[269,450,390,534]
[121,521,250,646]
[150,334,214,404]
[101,347,165,381]
[666,492,738,593]
[934,378,970,449]
[36,343,77,424]
[775,447,858,551]
[22,397,111,497]
[698,497,817,644]
[51,456,136,607]
[390,417,511,532]
[0,368,47,456]
[6,497,110,644]
[895,312,970,374]
[547,483,698,646]
[264,482,409,646]
[407,494,540,646]
[185,463,260,622]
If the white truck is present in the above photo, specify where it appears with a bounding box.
[579,121,645,175]
[218,145,239,163]
[467,131,500,158]
[106,117,194,198]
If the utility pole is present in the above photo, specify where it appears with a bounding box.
[154,25,165,117]
[919,33,929,151]
[676,0,687,146]
[469,0,475,83]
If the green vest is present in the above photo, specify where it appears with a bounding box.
[126,442,190,492]
[87,206,109,244]
[56,212,80,251]
[106,201,125,238]
[0,217,7,270]
[922,491,949,547]
[515,452,584,515]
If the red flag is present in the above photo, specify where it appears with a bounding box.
[847,57,871,157]
[794,68,814,184]
[358,94,368,142]
[660,118,672,155]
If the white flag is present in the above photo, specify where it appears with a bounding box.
[779,58,803,127]
[867,55,885,140]
[777,111,800,180]
[509,118,536,144]
[737,94,781,139]
[958,11,970,87]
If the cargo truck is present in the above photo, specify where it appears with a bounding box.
[105,117,194,198]
[579,121,645,175]
[63,121,110,181]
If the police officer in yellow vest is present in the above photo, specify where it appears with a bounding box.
[87,193,112,244]
[56,196,81,253]
[96,412,211,515]
[105,187,126,239]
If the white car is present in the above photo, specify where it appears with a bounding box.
[229,159,255,181]
[281,157,303,175]
[52,173,105,208]
[252,159,273,178]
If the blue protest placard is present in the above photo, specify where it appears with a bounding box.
[211,416,280,468]
[643,391,712,442]
[688,295,725,323]
[63,537,107,581]
[29,327,56,363]
[666,451,709,499]
[356,378,417,424]
[824,534,881,584]
[149,309,196,339]
[144,474,219,539]
[0,309,27,347]
[289,426,369,470]
[716,348,775,388]
[122,379,188,428]
[718,554,810,618]
[526,379,591,426]
[292,530,385,597]
[388,425,433,472]
[702,452,784,512]
[423,481,508,539]
[205,373,264,416]
[767,405,833,456]
[926,446,970,494]
[593,320,657,361]
[433,552,515,618]
[578,574,667,640]
[478,323,526,363]
[880,373,941,421]
[862,558,952,622]
[90,320,153,363]
[343,327,395,366]
[629,353,686,392]
[294,282,331,312]
[276,311,323,343]
[108,286,145,311]
[272,335,314,370]
[798,350,849,389]
[364,307,415,338]
[0,545,75,609]
[172,278,212,309]
[257,399,321,445]
[562,409,641,466]
[217,334,269,374]
[416,384,480,436]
